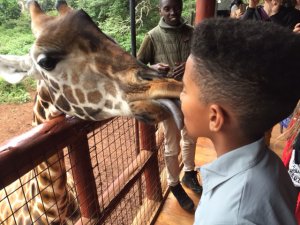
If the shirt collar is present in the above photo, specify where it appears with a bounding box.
[158,17,186,29]
[200,138,266,194]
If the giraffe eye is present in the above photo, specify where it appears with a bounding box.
[37,54,59,71]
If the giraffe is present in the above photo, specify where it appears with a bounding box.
[0,0,183,224]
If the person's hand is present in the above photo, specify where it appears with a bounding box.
[293,23,300,34]
[167,62,185,81]
[150,63,170,75]
[235,9,244,18]
[248,0,260,8]
[264,0,280,16]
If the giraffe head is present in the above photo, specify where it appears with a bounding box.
[24,0,183,128]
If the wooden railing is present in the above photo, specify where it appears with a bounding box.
[0,116,168,225]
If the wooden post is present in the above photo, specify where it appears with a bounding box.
[139,123,163,201]
[195,0,216,24]
[69,135,101,222]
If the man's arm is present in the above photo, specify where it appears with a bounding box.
[137,33,154,65]
[137,33,170,75]
[241,0,260,20]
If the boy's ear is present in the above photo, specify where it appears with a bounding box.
[208,104,225,132]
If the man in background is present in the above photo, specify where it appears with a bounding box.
[137,0,202,212]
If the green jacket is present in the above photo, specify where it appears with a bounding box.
[137,18,194,68]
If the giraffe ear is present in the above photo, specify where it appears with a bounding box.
[0,54,41,84]
[56,0,72,15]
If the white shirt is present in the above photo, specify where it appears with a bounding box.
[194,138,297,225]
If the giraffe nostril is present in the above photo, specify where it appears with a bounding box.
[37,54,59,71]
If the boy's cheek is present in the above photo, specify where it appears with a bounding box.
[179,92,183,103]
[184,119,199,138]
[180,94,186,115]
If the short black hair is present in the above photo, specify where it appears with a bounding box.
[191,18,300,137]
[159,0,183,8]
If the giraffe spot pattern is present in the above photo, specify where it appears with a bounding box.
[49,79,60,91]
[63,85,78,104]
[83,78,97,90]
[39,173,51,185]
[83,107,102,118]
[61,73,68,81]
[104,82,116,97]
[71,73,80,85]
[58,194,68,211]
[41,189,54,202]
[41,100,49,109]
[84,115,93,120]
[95,56,109,74]
[45,208,57,218]
[31,183,37,197]
[87,91,102,104]
[37,104,46,121]
[39,86,52,102]
[56,95,71,112]
[38,162,47,171]
[41,71,49,80]
[49,87,57,96]
[33,215,45,225]
[114,102,121,110]
[73,106,85,117]
[75,88,85,103]
[104,100,113,109]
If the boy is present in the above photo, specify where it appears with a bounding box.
[180,18,300,224]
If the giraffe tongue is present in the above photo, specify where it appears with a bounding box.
[157,99,183,130]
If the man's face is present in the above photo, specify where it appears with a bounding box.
[180,56,210,138]
[159,0,182,26]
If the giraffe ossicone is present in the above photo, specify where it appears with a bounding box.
[0,0,183,129]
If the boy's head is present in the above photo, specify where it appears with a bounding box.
[181,18,300,139]
[159,0,183,26]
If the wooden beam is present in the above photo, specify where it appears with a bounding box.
[195,0,216,24]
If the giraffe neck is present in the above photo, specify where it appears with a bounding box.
[32,80,79,223]
[0,81,79,224]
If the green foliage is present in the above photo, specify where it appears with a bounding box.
[182,0,196,25]
[39,0,56,11]
[0,0,21,25]
[0,13,33,55]
[99,16,131,51]
[0,77,36,104]
[91,0,160,51]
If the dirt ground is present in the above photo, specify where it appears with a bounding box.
[0,94,35,145]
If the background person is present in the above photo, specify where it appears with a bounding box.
[242,0,300,30]
[137,0,202,212]
[230,0,247,19]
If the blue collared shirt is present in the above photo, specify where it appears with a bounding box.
[194,138,297,225]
